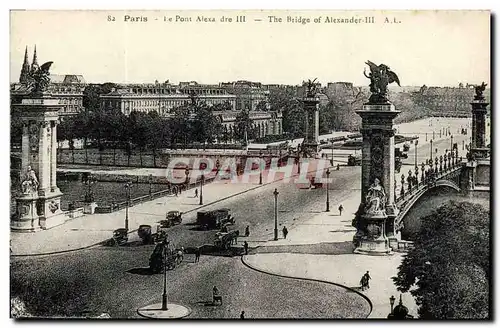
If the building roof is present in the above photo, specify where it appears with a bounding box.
[50,74,86,84]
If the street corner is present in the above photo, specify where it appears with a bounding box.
[137,303,192,319]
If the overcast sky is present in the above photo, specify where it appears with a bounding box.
[10,10,490,86]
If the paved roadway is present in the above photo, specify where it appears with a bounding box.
[12,165,368,319]
[11,117,473,319]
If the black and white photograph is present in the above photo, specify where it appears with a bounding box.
[8,9,491,320]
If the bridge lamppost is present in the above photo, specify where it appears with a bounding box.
[273,188,279,241]
[450,134,453,153]
[161,237,169,310]
[414,140,418,169]
[124,182,132,231]
[325,168,330,212]
[259,151,263,185]
[148,174,153,198]
[430,139,433,161]
[199,174,204,205]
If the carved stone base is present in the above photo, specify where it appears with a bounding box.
[353,214,393,256]
[12,194,41,232]
[471,147,490,159]
[354,238,393,255]
[38,190,67,230]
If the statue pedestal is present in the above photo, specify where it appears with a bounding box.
[12,193,41,232]
[354,213,392,256]
[38,189,67,230]
[83,202,98,214]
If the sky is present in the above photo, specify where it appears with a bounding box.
[9,10,491,86]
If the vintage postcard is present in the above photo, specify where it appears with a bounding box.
[9,10,491,320]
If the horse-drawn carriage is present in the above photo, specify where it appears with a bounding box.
[149,241,183,273]
[197,208,234,230]
[214,230,239,250]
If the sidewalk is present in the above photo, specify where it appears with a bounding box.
[241,191,418,319]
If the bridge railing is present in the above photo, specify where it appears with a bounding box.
[395,148,463,205]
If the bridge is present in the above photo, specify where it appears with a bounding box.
[394,149,465,233]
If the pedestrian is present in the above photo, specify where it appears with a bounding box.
[363,271,371,289]
[212,286,219,302]
[282,226,288,239]
[240,311,245,319]
[245,225,250,237]
[195,247,201,263]
[174,186,178,197]
[194,188,198,198]
[243,241,249,255]
[337,164,340,171]
[338,204,344,216]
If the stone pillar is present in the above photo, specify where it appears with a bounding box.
[301,97,320,157]
[12,93,67,232]
[353,103,400,255]
[50,120,59,193]
[471,96,489,159]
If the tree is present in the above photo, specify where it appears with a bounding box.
[191,102,220,145]
[392,201,490,319]
[128,111,149,166]
[82,83,116,111]
[234,109,253,145]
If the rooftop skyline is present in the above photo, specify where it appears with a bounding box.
[10,10,490,86]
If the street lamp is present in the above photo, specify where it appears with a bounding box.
[273,188,279,241]
[325,168,330,212]
[259,151,263,185]
[161,238,169,310]
[414,140,418,169]
[82,174,96,203]
[389,295,396,314]
[430,139,433,161]
[148,174,153,198]
[124,182,132,231]
[199,174,204,205]
[450,134,453,153]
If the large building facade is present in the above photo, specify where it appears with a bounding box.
[100,81,283,138]
[100,81,236,115]
[12,46,86,117]
[413,84,491,117]
[220,80,270,111]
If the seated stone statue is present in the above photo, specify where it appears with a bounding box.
[21,166,39,195]
[364,178,387,215]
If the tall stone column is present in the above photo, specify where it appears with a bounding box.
[470,84,489,159]
[50,120,59,193]
[354,103,400,255]
[13,93,67,231]
[301,96,319,157]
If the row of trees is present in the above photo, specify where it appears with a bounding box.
[393,201,490,319]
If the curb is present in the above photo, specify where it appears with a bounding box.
[137,303,192,319]
[12,166,324,257]
[240,255,373,318]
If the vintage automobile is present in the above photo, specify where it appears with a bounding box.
[347,154,362,166]
[164,211,183,227]
[197,208,234,230]
[111,228,128,246]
